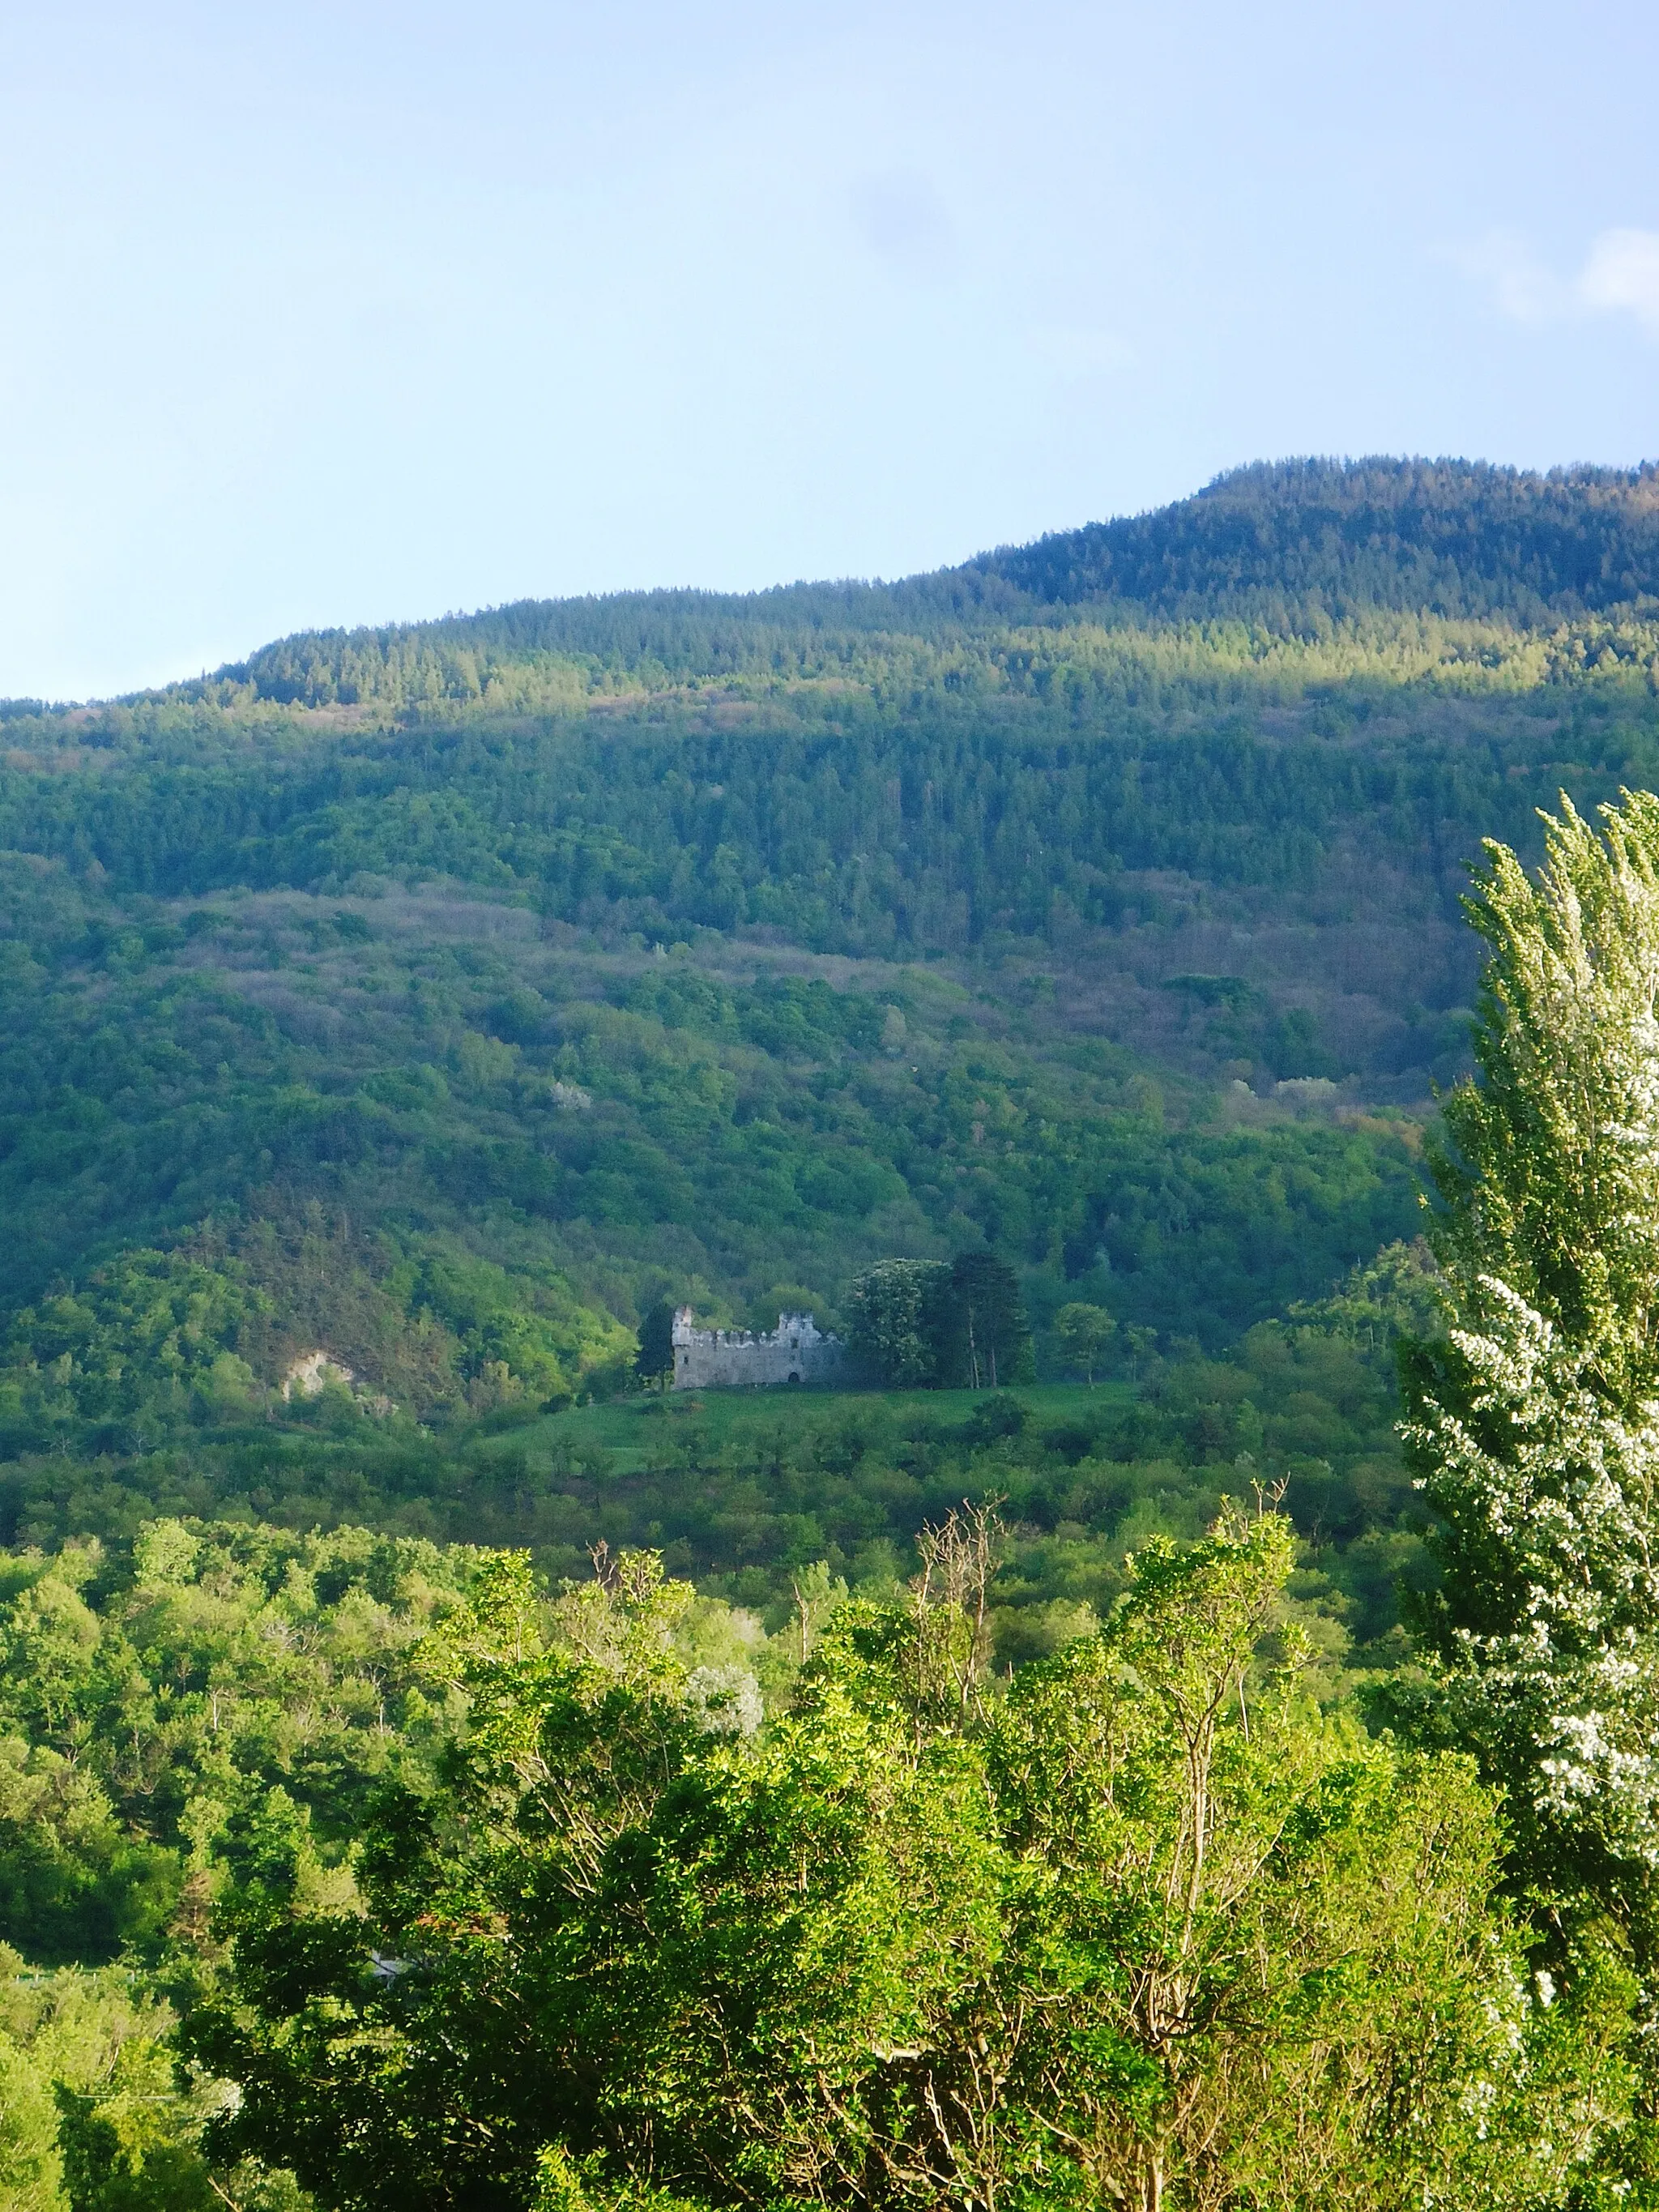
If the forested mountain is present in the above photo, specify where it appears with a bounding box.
[0,454,1653,1551]
[974,455,1659,623]
[46,453,1652,715]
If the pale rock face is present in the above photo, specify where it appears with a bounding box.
[671,1309,844,1390]
[282,1349,356,1399]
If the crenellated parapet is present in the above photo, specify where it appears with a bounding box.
[672,1307,844,1390]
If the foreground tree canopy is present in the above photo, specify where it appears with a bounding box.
[190,1516,1625,2212]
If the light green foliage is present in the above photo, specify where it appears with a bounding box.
[985,1514,1627,2211]
[386,1249,630,1410]
[1053,1300,1115,1382]
[1288,1236,1444,1349]
[0,1523,474,1965]
[531,2144,703,2212]
[0,2022,62,2210]
[0,1950,234,2211]
[0,1249,267,1451]
[189,1519,1623,2211]
[0,1233,627,1451]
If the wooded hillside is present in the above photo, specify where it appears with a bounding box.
[0,455,1653,1559]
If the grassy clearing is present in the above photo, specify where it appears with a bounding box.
[486,1380,1133,1478]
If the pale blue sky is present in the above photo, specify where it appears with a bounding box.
[2,0,1656,698]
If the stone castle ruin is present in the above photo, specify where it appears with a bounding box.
[672,1307,844,1390]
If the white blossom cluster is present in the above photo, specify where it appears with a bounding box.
[685,1662,764,1738]
[1407,1274,1659,1864]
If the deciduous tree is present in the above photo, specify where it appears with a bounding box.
[1054,1300,1115,1385]
[1401,794,1659,1902]
[192,1523,1623,2211]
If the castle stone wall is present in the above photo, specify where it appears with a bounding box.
[672,1308,844,1390]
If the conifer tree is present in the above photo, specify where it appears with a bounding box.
[633,1300,676,1392]
[942,1250,1030,1390]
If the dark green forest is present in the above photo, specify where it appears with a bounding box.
[6,457,1659,2204]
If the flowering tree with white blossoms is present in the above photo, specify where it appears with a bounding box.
[1404,791,1659,1919]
